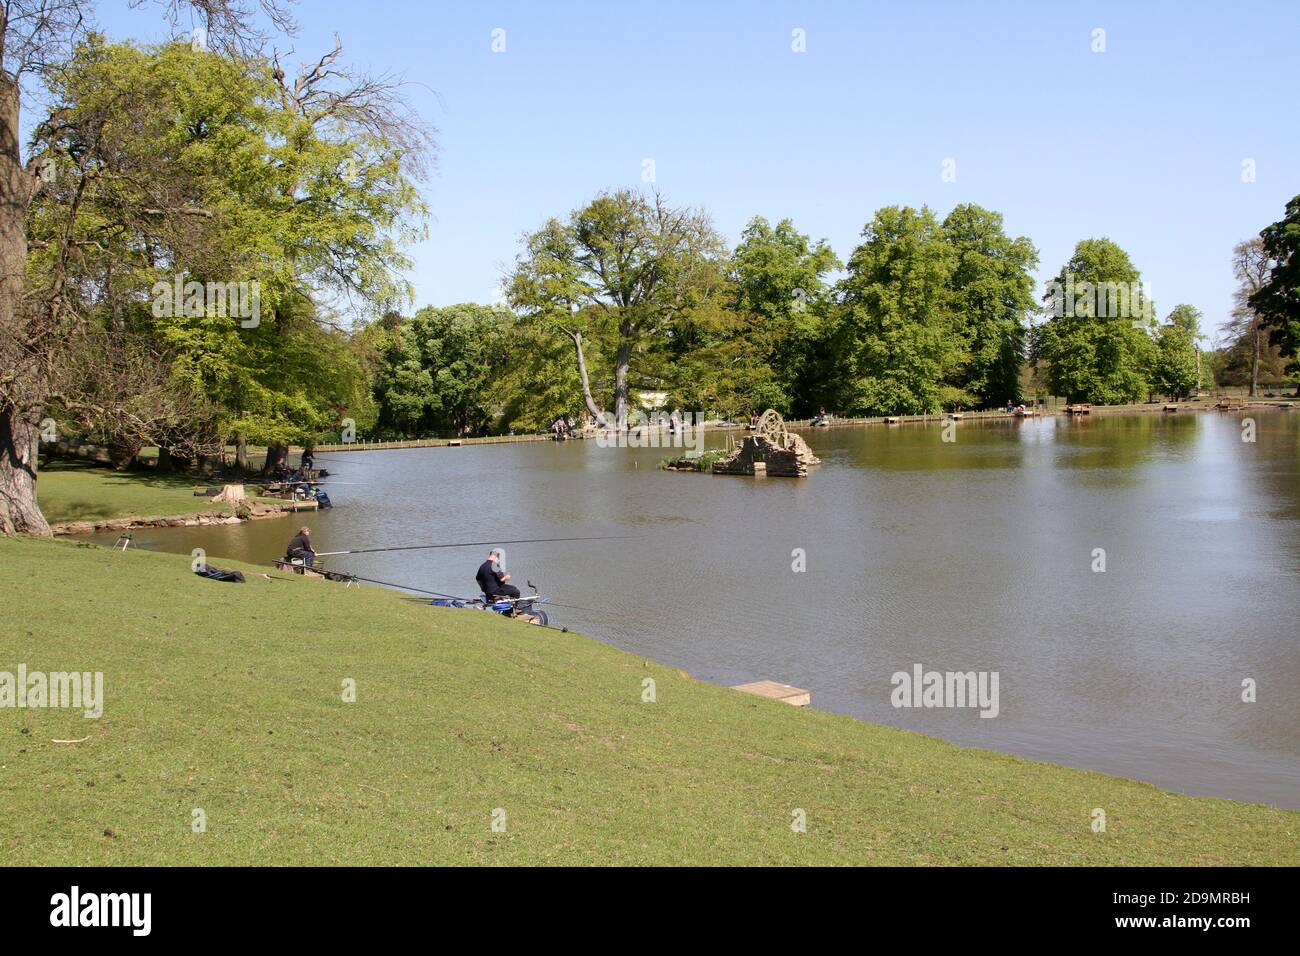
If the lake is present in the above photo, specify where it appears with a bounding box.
[97,409,1300,808]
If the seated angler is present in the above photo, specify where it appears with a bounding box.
[285,526,315,568]
[476,548,520,602]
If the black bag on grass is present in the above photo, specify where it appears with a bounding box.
[194,565,245,583]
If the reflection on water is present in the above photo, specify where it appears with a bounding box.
[98,410,1300,807]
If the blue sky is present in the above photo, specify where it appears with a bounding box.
[88,0,1298,340]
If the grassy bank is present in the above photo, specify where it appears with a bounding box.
[37,461,222,523]
[36,461,288,525]
[0,536,1295,866]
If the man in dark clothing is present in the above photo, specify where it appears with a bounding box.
[285,526,315,568]
[476,548,520,601]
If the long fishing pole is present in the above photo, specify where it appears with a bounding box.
[342,570,575,631]
[333,569,563,607]
[268,480,366,485]
[314,534,635,557]
[337,572,461,600]
[308,455,382,466]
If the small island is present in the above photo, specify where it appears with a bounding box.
[664,410,822,476]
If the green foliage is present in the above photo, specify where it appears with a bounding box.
[662,448,728,471]
[836,206,962,414]
[728,217,841,414]
[942,204,1039,406]
[1250,194,1300,384]
[29,37,426,454]
[1151,318,1200,399]
[508,190,730,424]
[370,305,509,436]
[1033,238,1155,404]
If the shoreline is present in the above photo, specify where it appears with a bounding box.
[47,500,303,536]
[306,398,1296,454]
[42,401,1298,532]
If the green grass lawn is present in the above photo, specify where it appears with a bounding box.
[36,461,218,523]
[36,461,286,524]
[0,535,1295,866]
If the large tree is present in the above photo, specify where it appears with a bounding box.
[942,204,1039,407]
[1249,195,1300,395]
[0,0,296,535]
[371,304,507,437]
[727,216,840,414]
[507,189,729,428]
[1032,238,1154,404]
[4,12,430,528]
[1228,238,1274,397]
[1150,307,1200,399]
[835,205,963,415]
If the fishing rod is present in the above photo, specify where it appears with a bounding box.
[308,455,382,466]
[336,572,461,600]
[268,479,365,485]
[314,534,635,557]
[330,569,554,607]
[335,567,538,606]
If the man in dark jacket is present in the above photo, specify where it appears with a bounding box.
[476,548,520,601]
[285,526,315,568]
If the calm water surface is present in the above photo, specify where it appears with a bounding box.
[100,411,1300,808]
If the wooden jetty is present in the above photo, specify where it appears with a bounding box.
[731,681,811,707]
[1065,403,1092,415]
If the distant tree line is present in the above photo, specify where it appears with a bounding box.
[362,190,1298,439]
[4,12,1299,535]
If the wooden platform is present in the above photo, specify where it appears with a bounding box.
[731,680,811,707]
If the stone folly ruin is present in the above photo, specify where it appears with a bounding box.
[666,410,820,477]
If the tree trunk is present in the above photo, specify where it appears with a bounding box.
[0,78,49,536]
[565,329,606,424]
[262,442,287,476]
[613,341,632,429]
[108,441,141,470]
[1250,321,1260,398]
[235,434,249,471]
[0,407,51,536]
